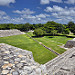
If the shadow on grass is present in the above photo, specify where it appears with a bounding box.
[32,36,44,38]
[48,36,54,38]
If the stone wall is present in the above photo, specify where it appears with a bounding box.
[64,38,75,48]
[0,29,25,37]
[0,43,46,75]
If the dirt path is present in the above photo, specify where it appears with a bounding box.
[26,33,60,55]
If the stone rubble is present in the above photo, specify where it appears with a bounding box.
[0,43,46,75]
[0,29,25,37]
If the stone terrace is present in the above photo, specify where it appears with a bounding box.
[0,43,46,75]
[0,29,25,37]
[45,47,75,75]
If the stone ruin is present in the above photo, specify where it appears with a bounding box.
[0,29,25,37]
[0,43,75,75]
[0,30,75,75]
[64,38,75,48]
[45,47,75,75]
[0,43,46,75]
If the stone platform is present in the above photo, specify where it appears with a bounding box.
[0,43,46,75]
[0,29,25,37]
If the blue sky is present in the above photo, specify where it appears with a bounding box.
[0,0,75,24]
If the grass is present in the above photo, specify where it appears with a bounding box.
[27,32,73,54]
[0,32,73,64]
[0,34,57,64]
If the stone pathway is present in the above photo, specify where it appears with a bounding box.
[0,43,46,75]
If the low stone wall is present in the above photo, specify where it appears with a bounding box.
[0,43,46,75]
[64,38,75,48]
[0,29,25,37]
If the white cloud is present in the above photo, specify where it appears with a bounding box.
[0,10,10,21]
[0,0,15,6]
[50,0,62,3]
[36,14,50,18]
[44,5,64,12]
[13,8,35,15]
[64,0,75,4]
[40,0,50,4]
[44,6,75,23]
[40,0,62,4]
[11,18,24,23]
[13,8,51,23]
[44,7,53,12]
[0,10,6,16]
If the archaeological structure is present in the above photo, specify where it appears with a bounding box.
[0,30,75,75]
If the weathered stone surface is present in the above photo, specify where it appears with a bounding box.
[0,43,46,75]
[12,71,19,75]
[64,38,75,48]
[1,43,75,75]
[0,29,25,37]
[45,47,75,75]
[2,70,9,74]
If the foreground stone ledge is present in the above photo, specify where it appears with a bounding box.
[0,43,46,75]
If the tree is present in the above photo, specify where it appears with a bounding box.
[50,27,57,37]
[68,21,74,28]
[67,21,75,34]
[33,29,45,36]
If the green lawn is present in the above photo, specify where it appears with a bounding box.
[27,32,73,54]
[0,33,73,64]
[0,34,57,64]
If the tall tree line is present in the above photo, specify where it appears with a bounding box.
[0,21,75,35]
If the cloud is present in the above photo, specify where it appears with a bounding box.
[50,0,62,3]
[0,10,6,16]
[0,10,10,23]
[0,0,15,6]
[13,8,35,15]
[64,0,75,4]
[36,14,50,18]
[44,5,64,12]
[40,0,62,4]
[44,7,53,12]
[44,5,75,23]
[0,6,75,24]
[13,8,51,23]
[11,18,24,23]
[40,0,50,4]
[40,0,75,5]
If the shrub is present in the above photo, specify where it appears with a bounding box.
[33,29,45,36]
